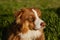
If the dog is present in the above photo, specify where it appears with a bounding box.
[2,8,46,40]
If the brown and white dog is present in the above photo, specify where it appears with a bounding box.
[7,8,46,40]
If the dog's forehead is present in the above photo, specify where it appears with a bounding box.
[28,8,41,17]
[20,8,35,18]
[22,8,41,16]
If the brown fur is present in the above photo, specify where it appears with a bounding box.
[2,8,45,40]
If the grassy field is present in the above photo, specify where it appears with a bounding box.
[0,0,60,40]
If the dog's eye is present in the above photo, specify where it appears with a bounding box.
[28,16,35,22]
[26,16,35,22]
[28,18,34,22]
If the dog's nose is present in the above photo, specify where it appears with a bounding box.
[40,22,46,27]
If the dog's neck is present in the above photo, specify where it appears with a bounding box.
[18,30,42,40]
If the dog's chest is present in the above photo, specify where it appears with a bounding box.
[18,30,42,40]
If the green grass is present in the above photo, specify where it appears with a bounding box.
[42,10,59,40]
[0,0,60,40]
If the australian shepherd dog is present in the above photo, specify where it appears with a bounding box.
[2,8,46,40]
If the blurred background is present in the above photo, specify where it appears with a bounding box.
[0,0,60,40]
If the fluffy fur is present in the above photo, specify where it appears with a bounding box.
[2,8,46,40]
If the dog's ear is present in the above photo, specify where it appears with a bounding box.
[14,9,23,18]
[14,8,27,24]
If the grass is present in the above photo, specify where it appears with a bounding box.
[42,10,59,40]
[0,0,60,40]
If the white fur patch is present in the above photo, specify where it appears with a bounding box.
[18,30,41,40]
[32,9,44,29]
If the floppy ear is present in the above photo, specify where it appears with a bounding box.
[14,8,29,18]
[14,9,24,24]
[14,9,23,18]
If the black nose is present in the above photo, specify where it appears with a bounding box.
[40,22,46,27]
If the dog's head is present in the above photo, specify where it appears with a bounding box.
[14,8,46,33]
